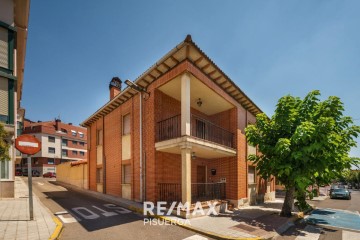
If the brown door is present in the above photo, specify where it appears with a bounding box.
[196,166,206,198]
[197,166,206,183]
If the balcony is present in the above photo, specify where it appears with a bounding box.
[156,114,234,148]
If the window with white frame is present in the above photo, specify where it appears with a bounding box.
[0,160,10,179]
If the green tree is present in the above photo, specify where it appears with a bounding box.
[245,90,360,217]
[0,123,10,161]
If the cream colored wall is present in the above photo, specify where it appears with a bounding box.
[56,162,88,189]
[32,134,61,158]
[122,135,131,160]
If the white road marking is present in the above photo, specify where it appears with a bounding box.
[103,204,131,214]
[37,182,44,186]
[182,235,208,240]
[295,225,321,240]
[92,205,118,217]
[342,230,360,240]
[72,207,100,220]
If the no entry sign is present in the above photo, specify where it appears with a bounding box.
[15,135,41,155]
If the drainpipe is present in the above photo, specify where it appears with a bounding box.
[103,116,106,194]
[139,92,143,202]
[245,110,248,199]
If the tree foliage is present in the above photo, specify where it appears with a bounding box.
[0,123,10,161]
[245,90,360,216]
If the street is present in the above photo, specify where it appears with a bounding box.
[276,190,360,240]
[26,177,213,240]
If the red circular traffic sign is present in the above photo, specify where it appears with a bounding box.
[15,135,41,155]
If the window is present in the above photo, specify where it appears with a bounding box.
[62,149,68,157]
[61,128,67,133]
[72,150,78,155]
[79,151,85,156]
[72,140,77,145]
[48,158,55,165]
[79,142,85,146]
[62,139,68,146]
[248,166,256,184]
[96,168,103,183]
[71,130,77,136]
[122,164,131,184]
[48,136,55,143]
[0,160,10,179]
[48,147,55,154]
[123,114,130,135]
[79,132,84,138]
[96,129,103,145]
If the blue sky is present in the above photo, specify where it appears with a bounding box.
[23,0,360,158]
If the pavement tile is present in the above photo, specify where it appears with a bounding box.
[0,177,56,240]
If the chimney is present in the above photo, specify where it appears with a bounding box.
[69,123,72,125]
[55,118,61,131]
[109,77,122,100]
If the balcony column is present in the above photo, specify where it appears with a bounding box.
[181,73,191,136]
[181,146,191,204]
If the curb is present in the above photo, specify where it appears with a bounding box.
[53,182,265,240]
[155,215,261,240]
[49,217,63,240]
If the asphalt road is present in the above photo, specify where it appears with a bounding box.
[26,177,213,240]
[276,190,360,240]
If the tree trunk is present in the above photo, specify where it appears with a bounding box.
[280,186,295,217]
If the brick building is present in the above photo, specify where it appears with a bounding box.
[0,0,29,197]
[82,35,275,208]
[20,119,87,175]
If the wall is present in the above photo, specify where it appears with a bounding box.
[56,162,88,189]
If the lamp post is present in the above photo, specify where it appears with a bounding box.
[124,80,150,202]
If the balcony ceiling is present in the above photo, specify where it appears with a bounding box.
[158,75,234,115]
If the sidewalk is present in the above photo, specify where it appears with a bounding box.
[0,177,59,240]
[55,181,311,240]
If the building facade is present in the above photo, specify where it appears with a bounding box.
[0,0,29,197]
[82,35,275,208]
[21,119,87,174]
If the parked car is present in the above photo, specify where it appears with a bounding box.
[329,184,345,195]
[43,172,56,178]
[15,169,22,176]
[330,188,351,200]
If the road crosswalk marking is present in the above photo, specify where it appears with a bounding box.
[295,225,321,240]
[182,234,208,240]
[342,230,360,240]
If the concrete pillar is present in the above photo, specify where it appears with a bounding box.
[181,73,191,136]
[181,146,191,204]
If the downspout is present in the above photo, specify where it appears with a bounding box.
[139,92,143,202]
[103,116,106,194]
[245,110,248,199]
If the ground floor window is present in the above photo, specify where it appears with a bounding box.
[0,160,10,179]
[122,164,131,184]
[248,166,256,184]
[96,168,103,184]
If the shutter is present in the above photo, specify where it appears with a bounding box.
[0,77,8,116]
[0,28,8,69]
[123,114,130,135]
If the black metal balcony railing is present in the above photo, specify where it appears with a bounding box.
[156,114,234,148]
[158,182,226,204]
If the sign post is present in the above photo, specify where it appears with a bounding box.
[27,155,33,220]
[15,135,41,221]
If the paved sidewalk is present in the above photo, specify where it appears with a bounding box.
[0,177,57,240]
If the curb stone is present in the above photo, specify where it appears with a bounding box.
[49,217,64,240]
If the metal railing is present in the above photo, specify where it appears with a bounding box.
[158,183,181,204]
[156,115,181,142]
[191,182,226,202]
[191,114,234,148]
[156,114,234,148]
[157,182,226,204]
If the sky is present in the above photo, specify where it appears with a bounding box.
[23,0,360,158]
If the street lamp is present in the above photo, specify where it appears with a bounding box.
[124,80,149,202]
